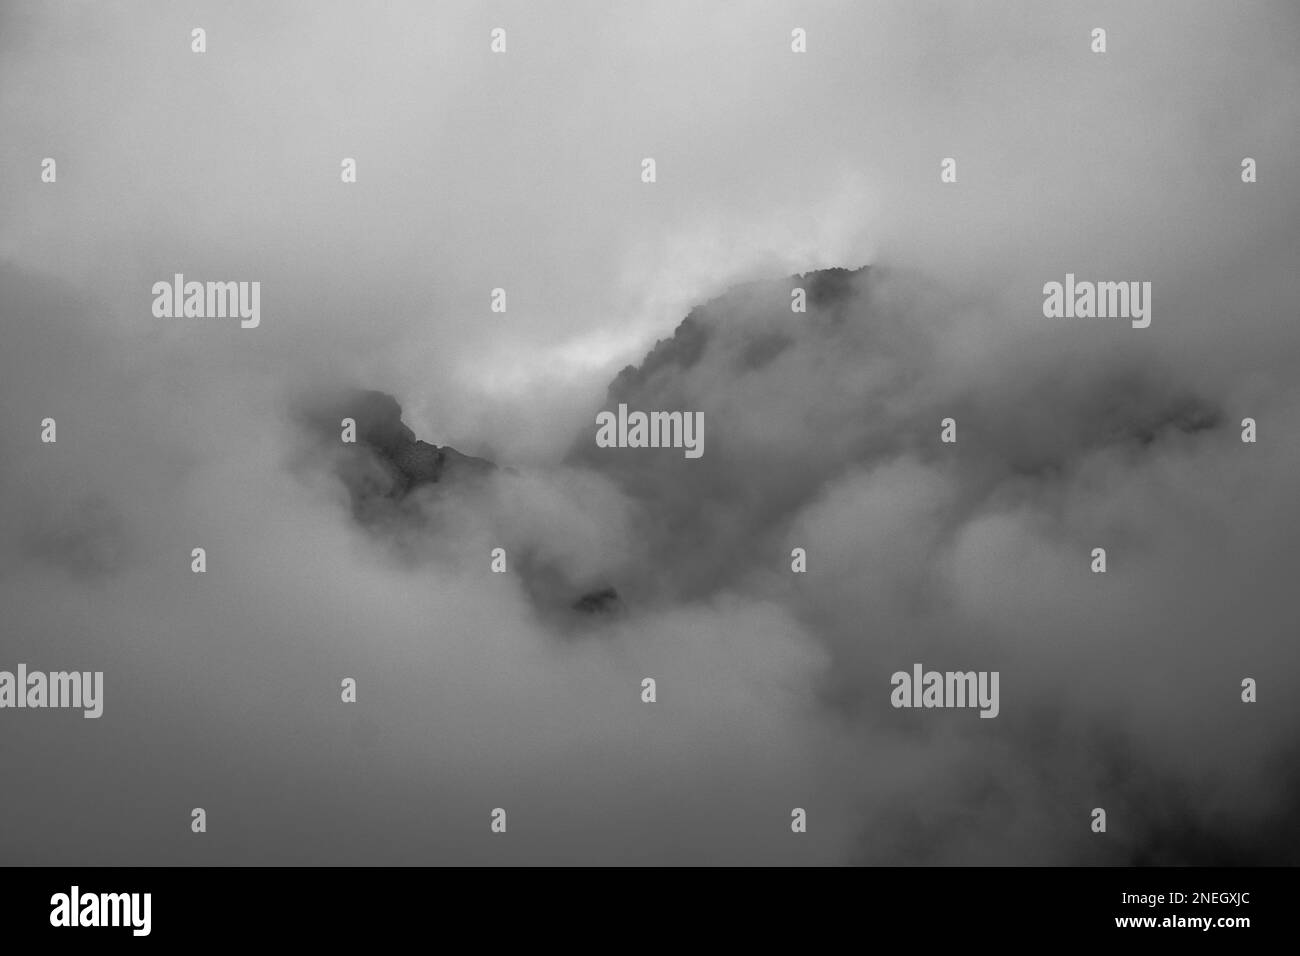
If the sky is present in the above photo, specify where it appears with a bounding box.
[1,0,1298,864]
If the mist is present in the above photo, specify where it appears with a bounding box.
[1,0,1298,864]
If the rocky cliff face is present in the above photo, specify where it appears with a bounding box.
[295,387,489,537]
[300,263,1224,622]
[307,388,495,499]
[297,386,622,617]
[298,267,875,616]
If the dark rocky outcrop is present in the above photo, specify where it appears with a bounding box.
[313,388,495,498]
[298,387,621,616]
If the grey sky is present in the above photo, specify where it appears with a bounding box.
[1,0,1297,864]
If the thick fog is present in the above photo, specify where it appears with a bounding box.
[1,0,1297,864]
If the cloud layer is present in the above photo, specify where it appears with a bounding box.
[1,0,1298,864]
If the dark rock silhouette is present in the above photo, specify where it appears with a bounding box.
[298,387,621,616]
[325,388,495,497]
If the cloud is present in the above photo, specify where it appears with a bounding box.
[1,0,1298,864]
